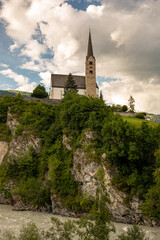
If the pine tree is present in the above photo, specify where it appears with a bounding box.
[64,73,78,96]
[100,90,103,100]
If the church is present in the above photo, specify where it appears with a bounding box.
[49,30,99,99]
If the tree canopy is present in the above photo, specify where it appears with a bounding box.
[31,84,48,98]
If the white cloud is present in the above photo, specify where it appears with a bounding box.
[20,39,47,61]
[0,0,64,43]
[39,71,51,88]
[87,5,104,17]
[9,42,20,52]
[0,63,9,68]
[110,30,124,47]
[0,69,36,92]
[21,61,43,72]
[100,78,160,114]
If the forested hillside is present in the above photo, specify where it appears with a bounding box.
[0,90,31,97]
[0,93,160,221]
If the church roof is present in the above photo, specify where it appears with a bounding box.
[51,74,99,89]
[86,30,95,60]
[51,74,86,89]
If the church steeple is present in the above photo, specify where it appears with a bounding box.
[85,29,97,97]
[86,29,95,60]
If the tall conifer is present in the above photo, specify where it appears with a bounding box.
[64,73,78,95]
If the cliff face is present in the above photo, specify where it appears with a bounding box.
[64,131,158,226]
[70,132,143,225]
[0,115,158,226]
[0,113,41,207]
[7,112,40,158]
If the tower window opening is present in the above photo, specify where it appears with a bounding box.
[89,70,93,74]
[89,61,93,65]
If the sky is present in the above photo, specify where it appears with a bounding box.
[0,0,160,114]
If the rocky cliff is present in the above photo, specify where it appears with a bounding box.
[0,114,158,226]
[63,131,158,226]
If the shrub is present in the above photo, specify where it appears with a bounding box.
[136,113,145,119]
[116,225,149,240]
[18,223,41,240]
[15,124,23,136]
[0,101,8,123]
[15,177,51,207]
[121,105,128,112]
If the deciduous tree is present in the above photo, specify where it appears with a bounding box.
[31,85,48,98]
[128,95,135,112]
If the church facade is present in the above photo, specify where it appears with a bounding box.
[50,30,99,100]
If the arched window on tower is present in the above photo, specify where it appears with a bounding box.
[89,70,93,74]
[89,61,93,65]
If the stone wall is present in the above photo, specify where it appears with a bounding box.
[114,112,137,117]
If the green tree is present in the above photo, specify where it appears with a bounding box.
[44,217,76,240]
[141,167,160,219]
[116,225,149,240]
[64,74,78,95]
[136,113,145,119]
[100,90,103,100]
[31,85,48,98]
[128,96,135,112]
[121,105,128,112]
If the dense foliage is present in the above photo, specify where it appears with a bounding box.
[0,93,160,220]
[31,84,48,98]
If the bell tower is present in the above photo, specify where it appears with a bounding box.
[85,29,96,97]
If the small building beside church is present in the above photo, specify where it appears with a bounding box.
[50,30,99,100]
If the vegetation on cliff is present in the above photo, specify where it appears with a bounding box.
[0,93,160,220]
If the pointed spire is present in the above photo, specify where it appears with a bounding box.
[87,28,95,59]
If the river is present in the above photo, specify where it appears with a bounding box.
[0,204,160,239]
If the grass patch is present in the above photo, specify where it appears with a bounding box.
[122,116,158,128]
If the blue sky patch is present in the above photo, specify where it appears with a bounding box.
[66,0,101,11]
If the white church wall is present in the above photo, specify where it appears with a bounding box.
[50,87,86,100]
[50,87,64,100]
[78,89,86,96]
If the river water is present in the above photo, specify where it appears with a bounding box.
[0,204,160,239]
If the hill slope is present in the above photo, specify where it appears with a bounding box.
[0,90,31,97]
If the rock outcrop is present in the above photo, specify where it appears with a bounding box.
[0,141,8,164]
[0,113,41,206]
[70,131,158,226]
[6,112,40,158]
[51,193,76,217]
[7,112,19,135]
[9,134,40,158]
[12,195,51,212]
